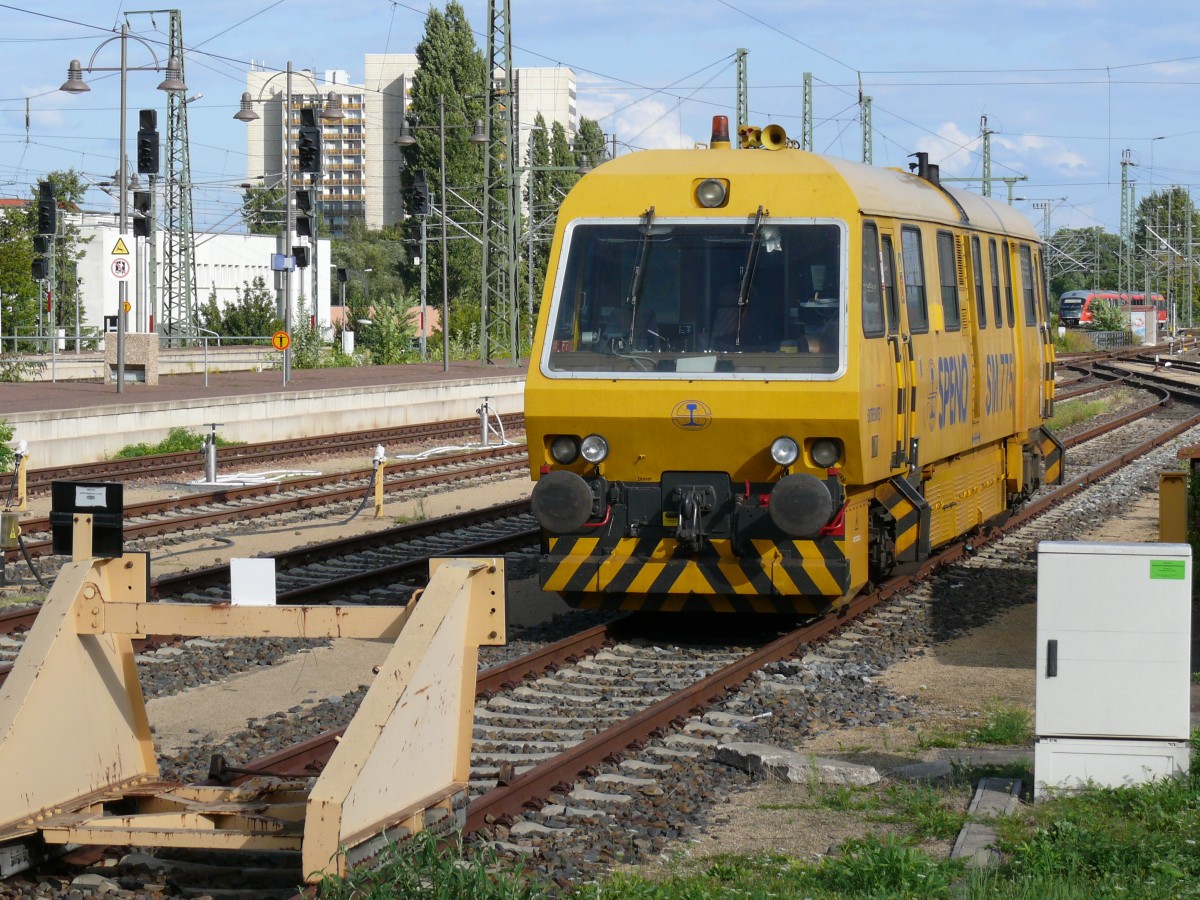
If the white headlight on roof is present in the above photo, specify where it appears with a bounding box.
[695,178,728,208]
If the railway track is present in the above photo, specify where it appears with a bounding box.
[111,385,1198,891]
[0,413,524,497]
[8,445,528,563]
[5,361,1200,893]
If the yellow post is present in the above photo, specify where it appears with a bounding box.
[14,449,26,512]
[373,445,386,519]
[1159,469,1189,543]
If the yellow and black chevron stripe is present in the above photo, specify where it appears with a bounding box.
[1038,427,1065,486]
[874,476,931,563]
[541,535,850,613]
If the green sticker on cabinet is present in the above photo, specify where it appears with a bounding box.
[1150,560,1187,580]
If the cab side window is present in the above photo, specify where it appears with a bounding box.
[862,222,885,338]
[988,239,1004,326]
[972,236,987,328]
[882,235,899,335]
[1019,244,1037,326]
[901,226,928,334]
[1002,240,1016,327]
[936,231,961,331]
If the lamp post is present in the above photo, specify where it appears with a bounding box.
[61,23,186,393]
[395,96,487,372]
[234,68,343,385]
[1147,136,1166,303]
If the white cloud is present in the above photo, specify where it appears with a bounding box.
[579,84,700,151]
[995,133,1090,175]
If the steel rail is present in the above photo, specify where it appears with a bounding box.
[1,414,525,496]
[149,498,535,599]
[211,621,626,782]
[1059,388,1173,449]
[8,449,528,561]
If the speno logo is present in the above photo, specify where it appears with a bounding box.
[671,400,713,430]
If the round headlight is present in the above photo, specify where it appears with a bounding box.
[695,178,727,208]
[550,435,579,464]
[770,436,800,466]
[811,438,842,468]
[580,434,609,464]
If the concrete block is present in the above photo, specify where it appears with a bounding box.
[104,332,159,385]
[717,741,881,785]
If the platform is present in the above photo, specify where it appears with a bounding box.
[0,359,527,468]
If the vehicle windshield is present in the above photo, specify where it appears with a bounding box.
[542,220,844,377]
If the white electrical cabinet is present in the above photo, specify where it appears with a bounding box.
[1035,541,1192,798]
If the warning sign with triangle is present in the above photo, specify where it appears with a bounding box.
[111,238,130,256]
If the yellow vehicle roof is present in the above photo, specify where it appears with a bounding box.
[567,148,1039,242]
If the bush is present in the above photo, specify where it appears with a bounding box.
[1088,299,1127,332]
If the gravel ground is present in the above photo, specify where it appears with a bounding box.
[1,404,1191,897]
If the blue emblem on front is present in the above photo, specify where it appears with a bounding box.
[671,400,713,430]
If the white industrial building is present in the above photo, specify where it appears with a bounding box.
[71,213,331,338]
[242,56,577,235]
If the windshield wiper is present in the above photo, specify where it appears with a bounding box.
[734,206,767,347]
[625,206,656,346]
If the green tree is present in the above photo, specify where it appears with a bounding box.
[524,113,554,316]
[1045,226,1122,314]
[290,295,325,368]
[575,117,610,168]
[1134,186,1200,327]
[220,277,282,337]
[1088,298,1128,332]
[0,420,13,471]
[0,170,89,352]
[406,1,488,355]
[549,122,577,198]
[42,171,89,345]
[355,291,419,366]
[241,183,285,235]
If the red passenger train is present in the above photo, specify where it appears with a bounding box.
[1058,290,1166,328]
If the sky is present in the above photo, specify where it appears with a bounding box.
[2,0,1199,240]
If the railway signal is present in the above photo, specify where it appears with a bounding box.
[136,109,159,174]
[297,109,321,174]
[133,190,152,238]
[36,181,56,236]
[295,189,313,237]
[413,170,430,216]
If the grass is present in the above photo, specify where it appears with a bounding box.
[916,727,964,750]
[111,426,243,459]
[867,783,965,841]
[969,702,1033,746]
[311,829,539,899]
[1047,387,1132,431]
[1053,330,1097,353]
[309,747,1200,899]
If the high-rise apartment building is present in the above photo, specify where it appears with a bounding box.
[243,57,576,237]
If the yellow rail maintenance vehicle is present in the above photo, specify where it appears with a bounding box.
[526,116,1062,615]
